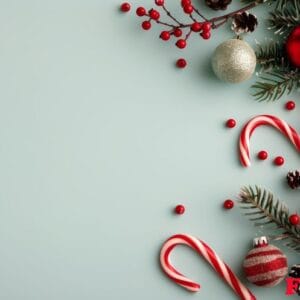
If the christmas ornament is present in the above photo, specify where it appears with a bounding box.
[240,186,300,253]
[257,150,268,160]
[287,170,300,189]
[286,25,300,68]
[289,214,300,225]
[223,199,234,209]
[226,118,236,128]
[231,12,258,34]
[239,115,300,167]
[160,234,256,299]
[274,156,284,166]
[174,204,185,214]
[285,101,295,110]
[205,0,232,11]
[243,237,288,287]
[211,39,256,83]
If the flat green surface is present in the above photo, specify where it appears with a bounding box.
[0,1,299,299]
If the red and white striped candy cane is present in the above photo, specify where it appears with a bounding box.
[160,234,256,300]
[239,114,300,167]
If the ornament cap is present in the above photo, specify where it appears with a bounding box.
[253,236,268,247]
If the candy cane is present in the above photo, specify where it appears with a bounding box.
[239,114,300,167]
[160,234,256,300]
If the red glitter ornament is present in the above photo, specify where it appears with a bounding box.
[286,25,300,68]
[243,237,288,287]
[175,204,185,215]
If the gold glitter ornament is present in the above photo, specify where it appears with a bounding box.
[211,39,256,83]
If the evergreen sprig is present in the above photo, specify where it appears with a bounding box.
[256,41,289,71]
[252,69,300,101]
[239,186,300,252]
[269,0,300,35]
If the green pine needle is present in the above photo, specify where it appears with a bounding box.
[251,69,300,102]
[239,186,300,252]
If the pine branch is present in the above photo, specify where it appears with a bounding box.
[256,41,289,71]
[241,0,292,9]
[239,186,300,252]
[269,0,300,35]
[251,69,300,102]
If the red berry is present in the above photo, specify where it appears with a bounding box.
[191,22,202,32]
[286,100,296,110]
[136,7,146,17]
[175,204,185,215]
[149,9,160,20]
[257,150,268,160]
[176,58,187,68]
[183,4,194,14]
[176,39,187,49]
[181,0,191,7]
[202,22,211,32]
[289,214,300,225]
[142,20,151,30]
[223,199,234,210]
[274,156,285,166]
[155,0,164,6]
[201,31,211,39]
[160,31,171,41]
[173,28,182,37]
[226,118,236,128]
[120,2,131,12]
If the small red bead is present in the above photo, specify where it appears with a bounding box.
[142,20,151,30]
[176,39,187,49]
[286,100,296,110]
[226,118,236,128]
[191,22,202,32]
[274,156,285,166]
[181,0,191,7]
[173,28,183,37]
[120,2,131,12]
[223,199,234,210]
[183,4,194,14]
[289,214,300,225]
[257,150,268,160]
[201,31,211,40]
[149,9,160,20]
[202,22,211,32]
[176,58,187,68]
[155,0,165,6]
[136,7,146,17]
[175,204,185,215]
[160,31,171,41]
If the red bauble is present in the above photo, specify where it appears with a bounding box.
[257,150,268,160]
[285,100,296,110]
[120,2,131,12]
[223,199,234,209]
[226,118,236,128]
[243,237,288,287]
[289,214,300,225]
[274,156,284,166]
[286,25,300,67]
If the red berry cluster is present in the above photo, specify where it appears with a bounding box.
[136,1,212,50]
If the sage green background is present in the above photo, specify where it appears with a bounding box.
[0,1,299,299]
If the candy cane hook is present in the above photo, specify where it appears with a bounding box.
[239,114,300,167]
[160,234,256,300]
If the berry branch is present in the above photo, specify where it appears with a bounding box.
[135,0,262,49]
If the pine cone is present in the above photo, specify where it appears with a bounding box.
[205,0,232,10]
[231,12,258,34]
[287,170,300,189]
